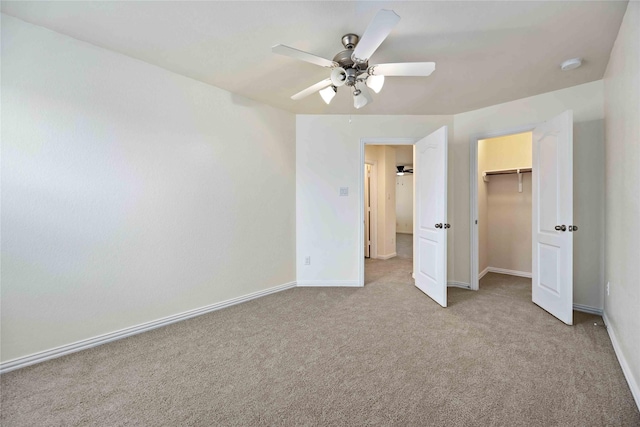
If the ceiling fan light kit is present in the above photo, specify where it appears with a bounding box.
[353,81,374,109]
[319,85,337,104]
[366,75,385,93]
[272,9,435,109]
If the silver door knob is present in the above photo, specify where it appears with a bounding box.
[569,225,578,232]
[435,223,443,229]
[555,225,566,232]
[444,224,451,229]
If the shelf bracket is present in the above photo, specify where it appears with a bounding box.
[517,169,523,193]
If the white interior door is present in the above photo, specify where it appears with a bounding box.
[532,110,573,325]
[415,126,448,307]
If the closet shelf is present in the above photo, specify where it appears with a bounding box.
[483,167,531,179]
[482,167,532,192]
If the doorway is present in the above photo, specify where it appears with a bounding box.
[470,125,536,291]
[359,138,418,287]
[362,143,414,287]
[477,132,533,285]
[363,144,414,260]
[359,127,450,308]
[469,111,575,325]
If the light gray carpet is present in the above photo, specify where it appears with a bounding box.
[2,244,638,425]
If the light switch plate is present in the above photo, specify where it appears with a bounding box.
[340,187,349,197]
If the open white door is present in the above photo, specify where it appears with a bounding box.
[415,126,448,307]
[532,110,573,325]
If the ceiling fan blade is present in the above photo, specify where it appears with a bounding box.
[370,62,436,77]
[351,9,401,64]
[291,79,332,100]
[272,44,338,68]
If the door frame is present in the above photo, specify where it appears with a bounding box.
[359,137,419,287]
[469,124,537,291]
[364,160,378,260]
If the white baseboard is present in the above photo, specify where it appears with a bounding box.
[448,281,471,289]
[0,281,297,374]
[602,311,640,410]
[485,267,532,278]
[296,280,361,287]
[573,304,603,316]
[377,252,397,260]
[479,267,490,280]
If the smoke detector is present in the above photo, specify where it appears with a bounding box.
[560,58,582,71]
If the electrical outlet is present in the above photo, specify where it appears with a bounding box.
[304,256,311,265]
[607,281,610,296]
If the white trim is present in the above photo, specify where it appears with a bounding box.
[469,124,537,291]
[479,266,490,280]
[296,280,361,287]
[365,160,379,259]
[0,281,296,374]
[603,311,640,410]
[448,281,471,289]
[359,137,419,286]
[485,267,532,278]
[572,304,603,316]
[377,252,397,260]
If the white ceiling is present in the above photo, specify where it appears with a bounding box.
[1,1,628,115]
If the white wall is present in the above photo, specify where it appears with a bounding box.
[395,145,413,167]
[296,115,453,286]
[572,119,606,311]
[1,16,296,362]
[603,1,640,405]
[454,80,605,309]
[382,146,397,256]
[396,174,413,234]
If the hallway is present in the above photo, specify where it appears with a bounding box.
[365,233,412,286]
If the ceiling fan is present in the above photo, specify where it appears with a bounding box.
[397,165,413,176]
[272,9,436,109]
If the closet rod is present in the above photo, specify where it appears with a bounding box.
[482,167,531,192]
[483,167,532,177]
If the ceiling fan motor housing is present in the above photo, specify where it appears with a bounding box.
[333,34,369,78]
[341,33,359,49]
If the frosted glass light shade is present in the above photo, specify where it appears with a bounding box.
[366,75,385,93]
[330,67,347,87]
[319,86,336,104]
[353,82,374,109]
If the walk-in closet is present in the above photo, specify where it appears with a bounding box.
[478,132,533,281]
